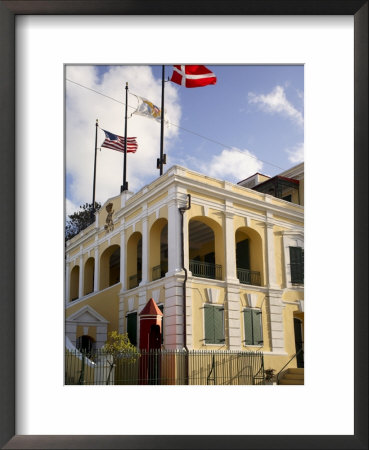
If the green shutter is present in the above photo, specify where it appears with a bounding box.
[244,309,253,345]
[205,305,224,344]
[214,307,224,344]
[244,309,262,345]
[126,312,137,346]
[290,246,304,284]
[204,305,214,343]
[252,310,263,345]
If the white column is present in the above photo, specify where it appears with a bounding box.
[164,277,184,349]
[226,285,242,350]
[183,209,190,272]
[267,290,286,354]
[137,289,148,348]
[94,246,99,292]
[140,214,149,285]
[167,198,183,277]
[120,228,126,291]
[265,221,278,289]
[224,211,238,282]
[78,255,84,299]
[65,262,70,304]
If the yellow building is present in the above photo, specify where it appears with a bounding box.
[65,163,304,381]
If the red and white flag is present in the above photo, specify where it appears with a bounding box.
[170,65,217,88]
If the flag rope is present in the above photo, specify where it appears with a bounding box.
[66,78,287,172]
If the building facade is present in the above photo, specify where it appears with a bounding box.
[65,164,304,373]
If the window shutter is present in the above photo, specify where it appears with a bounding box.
[252,310,263,345]
[244,308,253,345]
[204,305,214,344]
[127,312,137,346]
[290,246,304,284]
[214,307,224,344]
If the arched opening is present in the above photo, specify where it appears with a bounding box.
[83,257,94,295]
[189,217,223,280]
[150,219,168,281]
[235,227,263,286]
[76,335,95,354]
[127,232,142,289]
[99,245,120,290]
[70,265,80,301]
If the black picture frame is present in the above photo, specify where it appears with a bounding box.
[0,1,367,449]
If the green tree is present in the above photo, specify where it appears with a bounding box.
[103,331,140,385]
[65,202,101,241]
[103,331,139,361]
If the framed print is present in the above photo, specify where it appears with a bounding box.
[1,1,367,449]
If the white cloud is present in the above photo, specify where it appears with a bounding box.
[248,85,303,127]
[185,147,263,184]
[66,66,181,209]
[286,142,304,164]
[65,198,80,217]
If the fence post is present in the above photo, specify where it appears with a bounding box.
[78,351,85,385]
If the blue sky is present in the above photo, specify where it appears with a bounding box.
[65,65,303,215]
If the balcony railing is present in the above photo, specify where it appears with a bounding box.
[189,259,222,280]
[237,268,261,286]
[152,262,168,281]
[129,273,141,289]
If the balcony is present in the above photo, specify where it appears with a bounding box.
[129,273,142,289]
[189,259,222,280]
[152,262,168,281]
[237,268,261,286]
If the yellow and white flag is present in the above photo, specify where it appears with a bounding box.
[131,94,169,126]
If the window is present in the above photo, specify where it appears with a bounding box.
[244,308,263,346]
[204,304,224,344]
[282,194,292,202]
[289,246,304,284]
[126,312,137,346]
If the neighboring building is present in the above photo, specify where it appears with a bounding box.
[65,163,304,375]
[238,162,304,206]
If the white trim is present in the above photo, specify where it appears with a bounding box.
[206,287,220,304]
[282,232,304,289]
[66,304,109,324]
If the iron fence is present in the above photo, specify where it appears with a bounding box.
[237,268,261,286]
[189,260,222,280]
[65,348,265,386]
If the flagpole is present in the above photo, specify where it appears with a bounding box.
[158,65,166,176]
[122,82,128,192]
[92,118,98,216]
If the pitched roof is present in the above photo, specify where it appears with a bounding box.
[139,298,163,316]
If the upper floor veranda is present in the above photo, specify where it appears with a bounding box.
[65,165,304,305]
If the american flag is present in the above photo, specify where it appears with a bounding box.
[101,129,137,153]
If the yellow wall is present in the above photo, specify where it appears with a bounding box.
[83,257,94,295]
[66,283,121,333]
[98,196,120,228]
[148,192,167,208]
